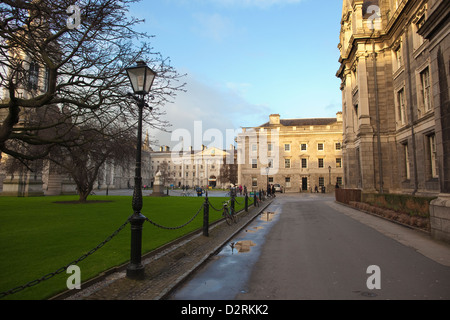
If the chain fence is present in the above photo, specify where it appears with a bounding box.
[1,192,252,299]
[144,202,204,230]
[0,217,131,299]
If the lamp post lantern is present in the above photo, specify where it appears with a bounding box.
[125,61,157,279]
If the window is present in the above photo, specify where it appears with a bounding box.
[285,177,291,188]
[252,177,258,187]
[284,144,291,152]
[397,88,407,125]
[420,67,431,112]
[268,158,274,168]
[335,142,341,150]
[336,158,342,168]
[336,177,343,186]
[318,143,324,151]
[285,158,291,169]
[28,61,39,91]
[429,134,438,178]
[319,177,324,187]
[353,104,359,128]
[318,158,324,168]
[301,143,307,151]
[252,159,258,169]
[301,158,307,168]
[268,143,273,152]
[43,67,49,92]
[268,177,273,183]
[404,143,410,180]
[413,16,425,50]
[394,45,402,70]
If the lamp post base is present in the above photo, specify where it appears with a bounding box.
[126,264,145,280]
[127,212,146,280]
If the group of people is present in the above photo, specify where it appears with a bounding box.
[267,184,277,197]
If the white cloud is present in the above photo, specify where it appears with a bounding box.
[151,71,270,150]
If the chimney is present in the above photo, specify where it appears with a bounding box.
[165,146,170,152]
[336,111,343,122]
[269,114,280,125]
[159,146,163,152]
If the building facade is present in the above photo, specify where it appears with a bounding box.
[337,0,450,241]
[236,113,344,193]
[149,145,237,189]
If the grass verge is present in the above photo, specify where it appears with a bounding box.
[0,195,250,300]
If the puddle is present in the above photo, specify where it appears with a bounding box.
[245,226,264,233]
[260,211,276,222]
[232,240,256,253]
[170,203,282,300]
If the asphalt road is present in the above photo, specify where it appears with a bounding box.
[170,193,450,300]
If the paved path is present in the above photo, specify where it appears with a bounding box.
[170,193,450,300]
[60,197,273,300]
[60,192,450,300]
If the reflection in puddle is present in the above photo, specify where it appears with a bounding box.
[245,226,264,233]
[260,211,275,221]
[171,204,281,300]
[233,240,256,253]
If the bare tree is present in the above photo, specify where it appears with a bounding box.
[0,0,186,162]
[48,122,137,202]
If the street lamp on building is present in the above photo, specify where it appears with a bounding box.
[125,60,157,279]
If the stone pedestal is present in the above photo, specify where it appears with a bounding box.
[150,171,166,197]
[430,194,450,244]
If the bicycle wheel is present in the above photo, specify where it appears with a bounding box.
[224,211,233,225]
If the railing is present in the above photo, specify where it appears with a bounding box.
[0,191,256,299]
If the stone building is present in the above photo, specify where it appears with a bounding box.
[336,0,450,241]
[236,113,344,193]
[149,145,237,189]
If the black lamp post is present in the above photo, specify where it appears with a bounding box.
[125,60,157,280]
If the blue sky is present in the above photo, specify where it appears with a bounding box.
[129,0,343,148]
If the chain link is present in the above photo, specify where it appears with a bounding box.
[1,193,243,299]
[208,199,223,212]
[0,218,130,299]
[145,203,203,230]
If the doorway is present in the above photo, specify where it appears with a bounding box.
[302,177,308,191]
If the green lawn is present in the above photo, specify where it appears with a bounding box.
[0,195,251,300]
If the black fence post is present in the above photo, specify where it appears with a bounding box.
[245,192,248,212]
[203,191,209,237]
[254,190,257,207]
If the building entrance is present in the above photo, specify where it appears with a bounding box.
[302,177,308,191]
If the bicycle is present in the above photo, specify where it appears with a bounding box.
[222,201,238,225]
